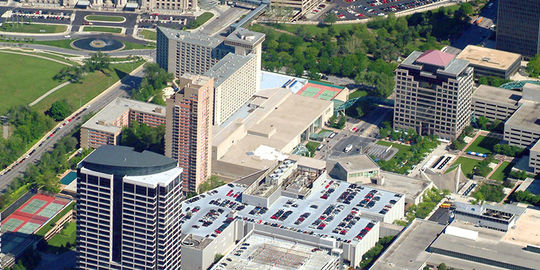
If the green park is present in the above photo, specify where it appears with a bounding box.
[85,15,125,22]
[0,23,67,33]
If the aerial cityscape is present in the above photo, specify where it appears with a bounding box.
[0,0,539,269]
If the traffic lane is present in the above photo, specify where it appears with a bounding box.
[0,69,144,190]
[73,10,138,27]
[200,7,248,36]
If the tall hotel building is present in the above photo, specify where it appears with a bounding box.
[157,27,265,125]
[165,75,214,193]
[496,0,540,58]
[76,145,183,270]
[394,50,473,140]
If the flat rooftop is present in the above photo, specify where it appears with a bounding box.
[505,100,540,132]
[179,177,401,244]
[214,88,333,171]
[330,155,379,172]
[371,219,445,270]
[370,172,432,203]
[213,233,339,270]
[473,85,522,106]
[453,201,525,221]
[158,26,222,48]
[81,97,165,134]
[457,45,521,71]
[430,233,540,270]
[225,27,265,47]
[204,53,255,87]
[502,207,540,247]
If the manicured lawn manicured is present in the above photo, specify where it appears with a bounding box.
[187,12,214,29]
[0,23,67,33]
[306,141,320,149]
[0,51,66,114]
[490,161,512,181]
[82,26,122,33]
[377,141,411,155]
[123,40,155,50]
[33,61,145,113]
[85,15,125,22]
[465,135,500,154]
[48,222,76,248]
[34,38,75,49]
[447,157,481,178]
[138,29,157,40]
[348,89,368,100]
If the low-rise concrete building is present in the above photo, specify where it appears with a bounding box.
[326,155,380,184]
[80,98,166,149]
[212,88,334,180]
[504,84,540,148]
[457,45,521,79]
[472,85,522,121]
[177,159,402,269]
[529,141,540,174]
[453,202,526,232]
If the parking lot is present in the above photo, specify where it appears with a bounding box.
[326,0,445,21]
[179,177,404,244]
[327,135,397,161]
[138,13,190,29]
[9,8,72,24]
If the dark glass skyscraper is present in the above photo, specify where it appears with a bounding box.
[496,0,540,58]
[76,145,183,270]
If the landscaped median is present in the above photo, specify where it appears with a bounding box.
[187,12,214,29]
[0,22,68,34]
[85,14,126,23]
[82,26,123,34]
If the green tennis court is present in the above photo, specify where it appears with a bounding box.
[300,87,320,97]
[20,199,47,214]
[2,218,24,231]
[318,90,336,100]
[38,203,65,218]
[17,222,41,234]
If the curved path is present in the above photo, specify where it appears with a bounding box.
[0,49,73,66]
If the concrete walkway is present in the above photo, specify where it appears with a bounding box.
[29,81,71,107]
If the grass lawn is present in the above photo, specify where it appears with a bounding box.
[348,89,368,100]
[0,23,67,33]
[187,12,214,29]
[138,29,157,41]
[465,135,500,154]
[306,141,320,149]
[85,15,125,22]
[33,61,145,114]
[82,26,122,33]
[123,40,155,50]
[377,141,411,154]
[36,202,75,237]
[490,161,512,181]
[0,51,67,114]
[34,38,75,49]
[447,157,481,178]
[48,222,76,248]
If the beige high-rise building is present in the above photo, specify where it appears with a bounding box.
[165,75,214,193]
[394,50,474,140]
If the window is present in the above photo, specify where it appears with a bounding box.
[124,183,134,193]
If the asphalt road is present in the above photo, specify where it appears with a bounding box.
[199,7,249,37]
[0,68,144,191]
[451,0,498,49]
[72,10,138,34]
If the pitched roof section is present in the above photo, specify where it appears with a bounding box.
[416,50,456,67]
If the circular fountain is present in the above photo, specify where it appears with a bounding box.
[71,37,125,52]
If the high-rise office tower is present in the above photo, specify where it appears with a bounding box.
[165,75,214,193]
[394,50,474,140]
[496,0,540,58]
[76,145,183,270]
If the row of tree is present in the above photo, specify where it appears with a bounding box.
[254,3,473,98]
[377,134,440,174]
[526,54,540,78]
[397,188,449,226]
[131,63,173,105]
[0,106,54,170]
[54,52,111,83]
[473,184,505,203]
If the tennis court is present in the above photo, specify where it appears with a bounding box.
[1,194,71,235]
[296,81,345,101]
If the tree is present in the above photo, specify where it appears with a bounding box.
[323,12,337,25]
[199,175,225,194]
[84,52,111,72]
[438,263,448,270]
[48,100,72,121]
[527,54,540,78]
[477,116,489,130]
[120,122,165,154]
